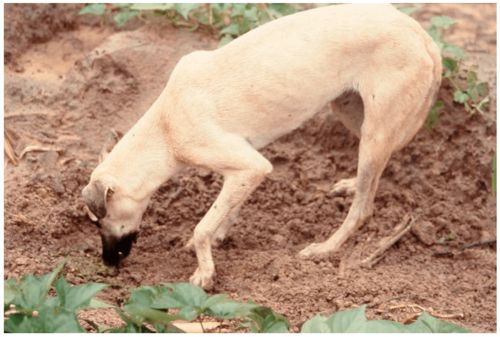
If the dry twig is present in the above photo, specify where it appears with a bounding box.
[4,131,18,165]
[19,145,63,159]
[361,215,416,268]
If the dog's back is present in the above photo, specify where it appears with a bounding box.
[164,4,440,149]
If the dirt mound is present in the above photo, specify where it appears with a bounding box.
[4,4,496,332]
[4,4,84,69]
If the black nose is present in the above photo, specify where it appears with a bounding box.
[101,232,138,266]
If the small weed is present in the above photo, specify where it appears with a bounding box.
[426,15,490,118]
[4,261,110,333]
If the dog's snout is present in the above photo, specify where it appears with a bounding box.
[101,231,138,266]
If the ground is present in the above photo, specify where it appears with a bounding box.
[4,4,496,332]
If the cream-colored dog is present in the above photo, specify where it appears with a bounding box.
[82,4,442,289]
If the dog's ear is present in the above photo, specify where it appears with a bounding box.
[82,180,114,220]
[99,129,123,163]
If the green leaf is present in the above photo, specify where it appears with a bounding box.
[476,82,489,97]
[151,283,208,309]
[246,306,289,333]
[207,300,258,319]
[453,90,469,104]
[467,70,478,87]
[443,44,465,60]
[230,4,247,18]
[4,306,84,333]
[301,315,330,332]
[408,312,468,332]
[178,305,199,321]
[128,285,164,307]
[16,261,65,309]
[325,305,368,332]
[398,5,421,16]
[88,298,115,309]
[113,10,139,27]
[426,27,443,46]
[442,57,458,73]
[425,100,444,129]
[220,23,240,36]
[55,277,107,311]
[267,3,299,17]
[4,278,17,307]
[79,3,106,16]
[123,303,176,326]
[174,3,200,20]
[431,16,456,29]
[219,34,234,48]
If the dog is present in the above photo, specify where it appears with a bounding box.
[82,4,442,289]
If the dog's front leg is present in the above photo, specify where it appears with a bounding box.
[185,135,273,289]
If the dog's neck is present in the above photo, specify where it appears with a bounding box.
[92,101,181,202]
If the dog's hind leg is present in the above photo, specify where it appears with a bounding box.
[330,91,363,196]
[299,62,437,258]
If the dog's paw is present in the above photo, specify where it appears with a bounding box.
[298,242,330,259]
[331,178,356,196]
[189,268,215,290]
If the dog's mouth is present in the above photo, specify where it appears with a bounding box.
[101,231,138,266]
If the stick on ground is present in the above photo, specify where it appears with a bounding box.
[361,215,416,268]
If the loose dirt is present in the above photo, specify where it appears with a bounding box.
[4,4,496,332]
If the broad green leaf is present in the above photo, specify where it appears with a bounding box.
[301,315,330,332]
[79,3,106,16]
[123,303,176,326]
[246,306,289,333]
[442,57,458,73]
[207,300,257,319]
[4,278,17,307]
[88,298,115,309]
[443,44,465,60]
[16,261,65,309]
[203,294,229,308]
[230,4,247,18]
[431,16,456,29]
[4,306,84,333]
[267,3,299,17]
[360,319,408,333]
[178,305,199,321]
[220,23,240,36]
[128,285,165,306]
[174,3,200,20]
[426,100,444,129]
[325,305,367,332]
[56,277,107,311]
[453,90,469,104]
[151,283,208,309]
[262,319,289,333]
[113,10,139,27]
[408,312,468,332]
[243,6,259,22]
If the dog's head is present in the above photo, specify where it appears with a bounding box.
[82,174,146,267]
